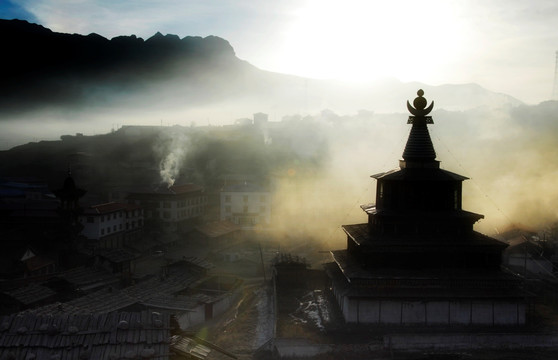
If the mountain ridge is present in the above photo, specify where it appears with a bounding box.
[0,19,522,120]
[0,19,244,111]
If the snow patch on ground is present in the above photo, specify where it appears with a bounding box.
[289,290,330,331]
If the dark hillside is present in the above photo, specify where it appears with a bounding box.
[0,19,246,112]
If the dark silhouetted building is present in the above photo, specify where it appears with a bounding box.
[53,170,86,211]
[326,90,527,326]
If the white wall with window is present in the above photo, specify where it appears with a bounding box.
[126,184,207,228]
[79,202,144,246]
[220,183,271,228]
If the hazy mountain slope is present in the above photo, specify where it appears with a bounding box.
[0,19,522,120]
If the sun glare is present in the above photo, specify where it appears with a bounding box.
[276,0,467,83]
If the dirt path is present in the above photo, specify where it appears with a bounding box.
[204,283,274,360]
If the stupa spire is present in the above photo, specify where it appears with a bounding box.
[401,89,437,167]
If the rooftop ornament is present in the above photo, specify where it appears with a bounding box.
[406,89,434,124]
[402,89,437,164]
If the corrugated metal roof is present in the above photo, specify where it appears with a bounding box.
[87,202,141,214]
[57,271,201,314]
[171,335,211,359]
[56,266,119,290]
[141,295,201,311]
[195,221,240,238]
[221,182,267,192]
[95,248,136,263]
[128,183,203,195]
[0,311,170,360]
[23,255,55,272]
[3,283,56,306]
[181,257,215,270]
[170,184,204,194]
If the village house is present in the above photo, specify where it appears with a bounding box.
[78,202,144,249]
[220,182,271,229]
[491,228,555,278]
[126,183,207,233]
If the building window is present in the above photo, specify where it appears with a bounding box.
[225,195,231,203]
[260,195,266,202]
[113,225,117,232]
[260,206,266,213]
[243,195,248,203]
[163,211,171,219]
[101,229,105,235]
[87,216,94,223]
[243,206,248,213]
[163,202,171,208]
[225,206,231,213]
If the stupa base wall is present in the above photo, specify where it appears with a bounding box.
[337,296,526,326]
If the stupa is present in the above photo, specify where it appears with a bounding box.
[325,90,527,326]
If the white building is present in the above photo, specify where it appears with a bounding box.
[127,184,207,232]
[79,202,143,248]
[220,183,271,228]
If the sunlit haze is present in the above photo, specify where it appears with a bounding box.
[3,3,558,347]
[2,0,558,237]
[5,0,558,104]
[276,1,466,83]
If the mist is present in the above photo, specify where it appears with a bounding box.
[3,20,558,255]
[252,102,558,251]
[3,8,558,357]
[4,99,558,251]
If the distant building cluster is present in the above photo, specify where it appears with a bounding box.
[0,112,285,358]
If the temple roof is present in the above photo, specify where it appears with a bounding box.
[342,223,506,250]
[371,167,468,181]
[324,256,525,299]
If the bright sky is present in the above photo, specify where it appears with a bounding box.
[2,0,558,104]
